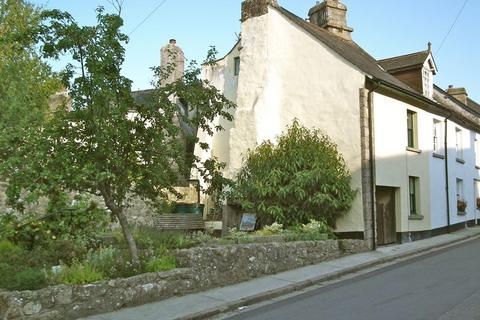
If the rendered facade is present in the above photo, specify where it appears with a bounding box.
[193,0,480,246]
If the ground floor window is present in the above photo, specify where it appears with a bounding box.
[409,176,419,215]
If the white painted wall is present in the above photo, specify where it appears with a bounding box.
[375,91,480,233]
[197,6,367,232]
[374,93,431,233]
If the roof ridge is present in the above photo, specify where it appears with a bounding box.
[378,50,429,63]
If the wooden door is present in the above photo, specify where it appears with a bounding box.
[376,187,396,245]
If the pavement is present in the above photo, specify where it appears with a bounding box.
[83,227,480,320]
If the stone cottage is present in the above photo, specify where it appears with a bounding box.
[193,0,480,247]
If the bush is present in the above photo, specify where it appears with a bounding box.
[57,261,105,285]
[0,194,110,249]
[11,268,48,290]
[145,256,176,272]
[228,120,356,227]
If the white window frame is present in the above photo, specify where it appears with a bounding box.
[475,136,480,168]
[433,119,443,154]
[456,128,463,160]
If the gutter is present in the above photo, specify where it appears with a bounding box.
[368,77,448,114]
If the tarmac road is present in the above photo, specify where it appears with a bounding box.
[226,238,480,320]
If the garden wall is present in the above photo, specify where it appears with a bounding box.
[0,239,369,320]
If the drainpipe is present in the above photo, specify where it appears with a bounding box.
[444,113,452,233]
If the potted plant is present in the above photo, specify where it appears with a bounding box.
[457,198,467,213]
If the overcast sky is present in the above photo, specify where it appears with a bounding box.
[32,0,479,102]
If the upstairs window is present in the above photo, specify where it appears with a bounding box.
[407,110,417,149]
[475,136,480,167]
[433,119,443,154]
[422,67,432,98]
[234,57,240,76]
[456,128,463,160]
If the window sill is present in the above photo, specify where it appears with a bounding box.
[457,211,467,216]
[406,147,422,154]
[432,153,445,159]
[408,214,424,220]
[456,158,465,164]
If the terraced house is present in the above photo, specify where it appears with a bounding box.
[193,0,480,247]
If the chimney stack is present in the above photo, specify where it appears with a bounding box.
[308,0,353,40]
[241,0,278,22]
[160,39,185,86]
[447,85,468,105]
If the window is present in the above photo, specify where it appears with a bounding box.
[457,178,466,214]
[234,57,240,76]
[475,137,480,167]
[455,128,463,160]
[407,110,417,148]
[409,176,419,215]
[456,178,464,200]
[422,68,432,98]
[433,119,443,154]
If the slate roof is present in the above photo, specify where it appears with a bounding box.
[377,51,430,72]
[468,97,480,112]
[276,7,420,95]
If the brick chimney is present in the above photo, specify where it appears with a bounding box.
[241,0,278,22]
[447,85,468,105]
[308,0,353,40]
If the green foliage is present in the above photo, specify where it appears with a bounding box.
[229,120,356,227]
[254,222,284,236]
[0,195,109,249]
[0,5,234,264]
[132,227,196,250]
[57,261,105,285]
[0,240,49,290]
[145,256,176,273]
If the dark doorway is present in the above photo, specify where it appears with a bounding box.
[376,186,397,245]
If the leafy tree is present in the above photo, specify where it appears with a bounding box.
[2,7,234,264]
[228,120,356,228]
[0,0,60,180]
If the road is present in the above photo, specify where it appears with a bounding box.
[226,238,480,320]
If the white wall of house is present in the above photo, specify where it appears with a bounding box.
[374,91,480,234]
[374,92,431,233]
[197,6,367,233]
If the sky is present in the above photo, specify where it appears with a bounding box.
[31,0,479,102]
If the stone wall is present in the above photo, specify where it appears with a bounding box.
[0,239,369,320]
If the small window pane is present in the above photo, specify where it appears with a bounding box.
[234,57,240,76]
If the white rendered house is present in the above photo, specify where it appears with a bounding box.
[193,0,480,247]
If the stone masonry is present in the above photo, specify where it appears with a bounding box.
[0,239,369,319]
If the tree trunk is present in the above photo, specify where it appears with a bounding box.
[111,206,140,265]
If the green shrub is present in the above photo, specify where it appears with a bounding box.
[132,227,196,250]
[145,256,176,273]
[85,246,120,278]
[0,194,110,250]
[26,240,84,267]
[254,222,284,236]
[57,261,105,285]
[11,268,48,290]
[0,240,25,265]
[228,120,356,227]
